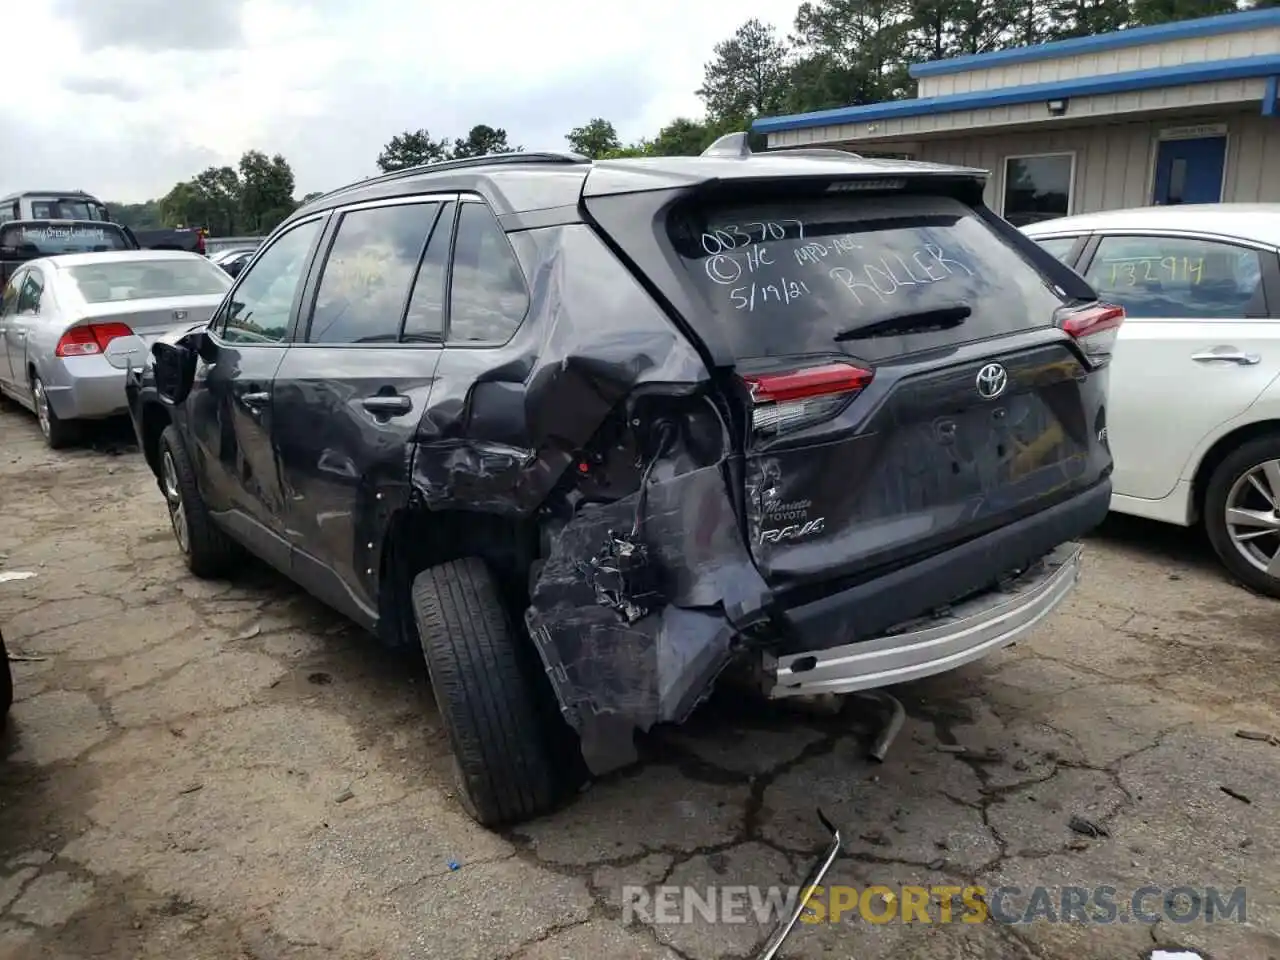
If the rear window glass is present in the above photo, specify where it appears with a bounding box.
[29,199,108,221]
[668,193,1066,360]
[1,223,131,256]
[67,259,231,303]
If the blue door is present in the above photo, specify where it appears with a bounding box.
[1152,136,1226,205]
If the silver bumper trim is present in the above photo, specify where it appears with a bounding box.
[767,542,1083,698]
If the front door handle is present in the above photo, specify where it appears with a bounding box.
[361,394,413,416]
[240,391,270,407]
[1192,350,1260,365]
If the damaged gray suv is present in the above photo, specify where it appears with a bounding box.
[126,135,1120,827]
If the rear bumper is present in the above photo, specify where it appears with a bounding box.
[766,541,1082,697]
[772,478,1110,652]
[43,356,129,420]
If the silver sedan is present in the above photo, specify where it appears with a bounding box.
[0,250,231,448]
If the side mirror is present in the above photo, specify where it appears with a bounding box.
[194,329,218,363]
[152,330,207,406]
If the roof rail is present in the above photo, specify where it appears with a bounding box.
[698,135,865,161]
[306,151,591,207]
[768,147,865,160]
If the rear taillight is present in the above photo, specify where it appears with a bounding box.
[55,322,134,358]
[741,362,874,436]
[1058,302,1124,366]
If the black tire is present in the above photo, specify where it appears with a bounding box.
[1204,433,1280,599]
[158,425,239,579]
[0,628,12,733]
[31,375,78,450]
[411,557,558,827]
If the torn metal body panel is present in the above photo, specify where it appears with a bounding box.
[526,458,769,775]
[409,223,710,517]
[403,221,770,774]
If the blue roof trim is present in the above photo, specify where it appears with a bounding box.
[753,54,1280,134]
[1266,75,1280,117]
[909,8,1280,78]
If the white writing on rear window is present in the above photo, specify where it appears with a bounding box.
[729,277,812,312]
[19,225,107,242]
[829,243,973,306]
[701,220,805,256]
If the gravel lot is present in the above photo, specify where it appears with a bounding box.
[1,401,1278,960]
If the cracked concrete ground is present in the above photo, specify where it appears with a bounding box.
[1,402,1278,960]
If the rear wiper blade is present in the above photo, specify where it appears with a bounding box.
[834,304,971,341]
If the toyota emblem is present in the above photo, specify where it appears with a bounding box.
[975,362,1008,400]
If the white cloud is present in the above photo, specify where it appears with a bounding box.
[0,0,802,203]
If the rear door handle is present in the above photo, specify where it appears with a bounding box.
[361,394,413,416]
[240,391,270,407]
[1192,350,1260,365]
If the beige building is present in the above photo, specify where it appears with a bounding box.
[753,8,1280,225]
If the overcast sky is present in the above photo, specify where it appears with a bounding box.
[1,0,804,203]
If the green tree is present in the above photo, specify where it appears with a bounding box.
[602,142,653,158]
[648,118,715,156]
[376,129,451,172]
[950,0,1020,54]
[158,182,200,229]
[1006,0,1053,46]
[697,18,792,124]
[238,150,296,233]
[565,118,622,158]
[174,166,241,234]
[1130,0,1237,25]
[790,0,915,111]
[107,199,164,230]
[1046,0,1131,38]
[451,124,521,158]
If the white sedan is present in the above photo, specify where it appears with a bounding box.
[0,249,231,449]
[1024,203,1280,597]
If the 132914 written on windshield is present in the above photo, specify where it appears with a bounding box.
[699,221,974,313]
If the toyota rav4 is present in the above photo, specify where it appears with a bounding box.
[126,135,1119,827]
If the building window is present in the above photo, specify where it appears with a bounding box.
[1003,154,1074,227]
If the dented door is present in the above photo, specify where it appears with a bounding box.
[272,199,453,623]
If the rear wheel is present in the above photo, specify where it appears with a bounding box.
[31,375,78,450]
[0,628,12,733]
[1204,434,1280,598]
[158,425,238,578]
[410,557,559,827]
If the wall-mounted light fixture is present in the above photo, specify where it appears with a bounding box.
[1046,98,1069,116]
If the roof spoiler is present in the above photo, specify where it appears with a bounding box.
[700,131,863,160]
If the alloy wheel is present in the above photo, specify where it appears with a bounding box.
[1223,458,1280,581]
[33,379,50,440]
[161,450,190,554]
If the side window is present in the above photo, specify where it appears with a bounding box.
[17,271,44,314]
[402,201,455,342]
[447,202,530,344]
[0,271,23,316]
[220,218,323,344]
[1084,235,1266,320]
[306,202,441,344]
[1035,236,1078,263]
